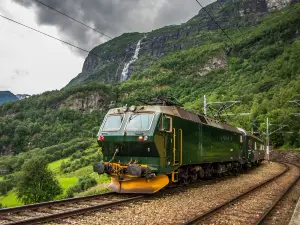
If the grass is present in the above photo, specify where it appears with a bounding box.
[62,165,110,183]
[57,177,78,195]
[74,184,110,197]
[0,176,3,181]
[0,191,21,207]
[48,157,70,174]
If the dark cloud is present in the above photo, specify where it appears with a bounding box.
[12,0,207,57]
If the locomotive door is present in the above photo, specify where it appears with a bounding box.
[160,115,182,166]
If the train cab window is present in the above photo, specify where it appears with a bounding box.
[159,115,172,132]
[125,113,154,131]
[102,114,124,131]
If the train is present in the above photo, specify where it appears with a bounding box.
[93,101,265,194]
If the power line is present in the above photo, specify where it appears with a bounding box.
[215,0,246,40]
[33,0,112,40]
[195,0,235,46]
[0,14,101,58]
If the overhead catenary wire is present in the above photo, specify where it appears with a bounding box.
[0,14,101,58]
[195,0,235,46]
[214,0,246,40]
[33,0,112,40]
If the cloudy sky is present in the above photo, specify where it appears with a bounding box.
[0,0,206,95]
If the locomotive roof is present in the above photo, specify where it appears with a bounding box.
[107,105,241,134]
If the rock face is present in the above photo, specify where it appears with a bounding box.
[66,0,295,87]
[16,94,30,100]
[59,92,106,113]
[270,150,300,164]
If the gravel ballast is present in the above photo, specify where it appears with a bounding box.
[200,163,299,225]
[46,162,286,225]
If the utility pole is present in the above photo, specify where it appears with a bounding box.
[203,95,240,118]
[265,117,288,161]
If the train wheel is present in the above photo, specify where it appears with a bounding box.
[199,169,205,179]
[190,172,198,182]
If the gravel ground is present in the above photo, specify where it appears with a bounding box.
[0,195,131,225]
[200,164,299,225]
[46,162,285,225]
[263,175,300,225]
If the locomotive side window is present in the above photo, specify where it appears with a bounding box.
[125,113,154,131]
[102,114,124,131]
[160,115,172,132]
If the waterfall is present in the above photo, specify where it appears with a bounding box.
[120,38,143,82]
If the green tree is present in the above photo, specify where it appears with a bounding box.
[16,157,62,204]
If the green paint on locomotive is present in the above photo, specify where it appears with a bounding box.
[94,105,265,193]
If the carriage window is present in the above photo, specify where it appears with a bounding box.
[126,113,154,131]
[102,115,124,131]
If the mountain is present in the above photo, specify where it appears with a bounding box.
[67,0,298,87]
[16,94,30,100]
[0,0,299,156]
[0,91,19,105]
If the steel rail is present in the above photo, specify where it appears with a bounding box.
[2,195,144,225]
[0,192,116,214]
[255,162,300,225]
[182,163,290,225]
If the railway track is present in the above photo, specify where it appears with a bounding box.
[0,192,144,225]
[0,171,245,225]
[183,162,300,225]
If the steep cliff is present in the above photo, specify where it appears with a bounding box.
[66,0,297,87]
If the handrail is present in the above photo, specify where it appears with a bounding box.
[179,128,183,165]
[173,128,176,165]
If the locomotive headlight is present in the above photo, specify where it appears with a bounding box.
[129,105,136,112]
[99,136,105,141]
[138,136,143,141]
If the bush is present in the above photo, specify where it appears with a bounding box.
[71,151,82,160]
[0,180,13,195]
[66,175,97,198]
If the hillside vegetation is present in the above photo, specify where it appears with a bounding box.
[119,4,300,148]
[0,3,299,155]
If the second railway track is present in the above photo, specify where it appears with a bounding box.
[0,192,144,225]
[183,162,300,225]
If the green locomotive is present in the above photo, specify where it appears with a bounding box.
[94,103,265,193]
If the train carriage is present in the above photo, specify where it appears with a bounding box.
[94,104,265,193]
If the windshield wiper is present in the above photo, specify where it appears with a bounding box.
[129,114,139,122]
